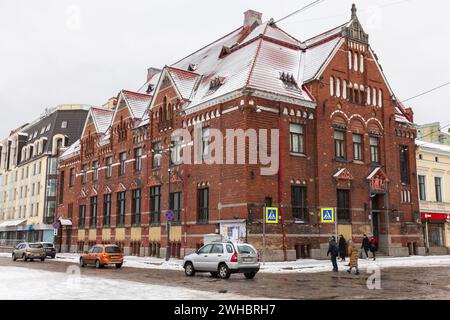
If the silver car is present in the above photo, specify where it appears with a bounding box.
[183,241,260,279]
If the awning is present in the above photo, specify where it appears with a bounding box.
[421,212,450,221]
[59,218,73,226]
[0,219,27,228]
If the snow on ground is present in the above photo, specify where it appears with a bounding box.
[0,266,264,300]
[2,252,450,273]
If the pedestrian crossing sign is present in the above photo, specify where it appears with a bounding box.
[321,208,335,223]
[265,207,279,224]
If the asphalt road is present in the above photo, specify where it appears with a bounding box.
[0,256,449,299]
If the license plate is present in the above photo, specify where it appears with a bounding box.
[243,257,253,263]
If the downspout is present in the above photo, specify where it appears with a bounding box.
[278,102,287,261]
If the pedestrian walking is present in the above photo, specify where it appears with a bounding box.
[346,239,360,275]
[338,234,347,262]
[361,234,370,259]
[370,235,378,260]
[327,236,339,272]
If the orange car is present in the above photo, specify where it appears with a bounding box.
[79,244,124,269]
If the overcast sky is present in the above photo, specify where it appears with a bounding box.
[0,0,449,138]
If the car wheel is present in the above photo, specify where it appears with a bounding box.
[95,260,102,269]
[210,272,219,278]
[244,272,256,279]
[79,258,85,268]
[184,262,195,277]
[30,258,34,262]
[115,263,122,269]
[22,254,27,262]
[41,257,45,262]
[218,263,231,279]
[52,254,56,259]
[12,254,17,261]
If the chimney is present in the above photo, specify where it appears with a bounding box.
[147,67,162,82]
[243,10,262,29]
[404,107,414,122]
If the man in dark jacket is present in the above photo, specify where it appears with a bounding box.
[327,236,339,272]
[361,234,370,259]
[338,234,347,262]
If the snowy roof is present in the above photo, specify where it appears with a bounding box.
[91,107,114,133]
[59,139,80,159]
[166,67,201,100]
[121,90,153,119]
[416,140,450,154]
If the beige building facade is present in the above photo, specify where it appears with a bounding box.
[416,140,450,254]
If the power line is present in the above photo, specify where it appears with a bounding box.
[275,0,326,24]
[401,81,450,103]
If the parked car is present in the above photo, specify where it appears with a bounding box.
[79,244,124,269]
[12,243,46,262]
[183,241,260,279]
[40,242,56,259]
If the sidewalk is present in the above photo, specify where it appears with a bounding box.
[2,252,450,273]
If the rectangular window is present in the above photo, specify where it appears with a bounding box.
[435,177,442,202]
[79,205,86,228]
[418,175,426,201]
[92,161,99,181]
[90,196,97,227]
[198,188,209,223]
[119,152,126,176]
[69,168,75,187]
[150,186,161,224]
[334,130,346,159]
[106,156,113,178]
[291,186,307,221]
[117,192,126,226]
[337,189,350,222]
[132,189,142,226]
[370,137,379,164]
[103,194,112,226]
[290,124,304,154]
[134,148,142,171]
[352,134,363,161]
[82,164,87,184]
[399,145,409,184]
[170,192,182,223]
[202,127,210,159]
[153,142,162,169]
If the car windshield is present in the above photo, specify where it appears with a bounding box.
[42,243,54,248]
[237,245,255,254]
[29,244,43,249]
[105,246,121,254]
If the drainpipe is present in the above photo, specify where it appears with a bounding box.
[278,103,287,261]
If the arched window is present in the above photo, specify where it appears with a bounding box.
[353,52,358,72]
[378,89,383,107]
[348,51,352,70]
[359,54,364,73]
[342,80,347,99]
[373,88,377,106]
[367,87,371,105]
[330,76,334,96]
[336,78,341,98]
[359,85,365,105]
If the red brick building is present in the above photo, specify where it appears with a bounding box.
[57,6,424,259]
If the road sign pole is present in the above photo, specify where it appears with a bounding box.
[335,207,338,240]
[262,206,266,265]
[165,220,171,261]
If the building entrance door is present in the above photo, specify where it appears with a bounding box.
[371,194,382,241]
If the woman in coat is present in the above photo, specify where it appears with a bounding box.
[338,234,347,262]
[347,239,360,275]
[370,236,378,260]
[361,234,370,259]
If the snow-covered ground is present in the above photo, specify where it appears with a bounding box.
[0,266,264,300]
[2,252,450,273]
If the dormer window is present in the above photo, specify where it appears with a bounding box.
[146,84,155,94]
[188,63,198,72]
[210,76,226,90]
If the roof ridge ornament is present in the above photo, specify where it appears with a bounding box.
[351,3,357,19]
